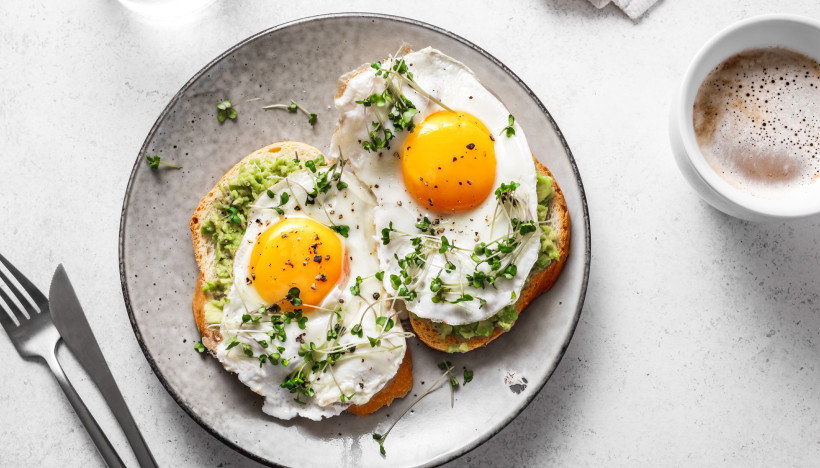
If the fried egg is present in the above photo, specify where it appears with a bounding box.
[331,47,542,326]
[215,165,406,420]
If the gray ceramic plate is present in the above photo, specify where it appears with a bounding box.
[120,13,590,468]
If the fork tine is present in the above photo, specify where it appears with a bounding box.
[0,253,46,309]
[0,266,35,319]
[0,264,37,320]
[0,279,21,328]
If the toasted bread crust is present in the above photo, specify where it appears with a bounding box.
[192,273,220,352]
[409,159,571,352]
[190,141,325,352]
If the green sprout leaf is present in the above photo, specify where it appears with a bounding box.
[415,216,431,232]
[287,287,302,306]
[495,181,520,200]
[274,192,289,215]
[381,222,394,245]
[375,316,394,332]
[502,264,518,280]
[449,294,473,304]
[519,221,537,236]
[350,276,363,296]
[216,99,237,123]
[330,225,350,238]
[500,114,515,137]
[351,324,363,338]
[226,205,241,224]
[225,335,239,350]
[145,155,181,169]
[389,274,401,290]
[194,341,206,353]
[438,236,451,254]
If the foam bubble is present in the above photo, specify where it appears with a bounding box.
[693,47,820,198]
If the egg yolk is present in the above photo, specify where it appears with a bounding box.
[401,111,496,212]
[249,217,346,309]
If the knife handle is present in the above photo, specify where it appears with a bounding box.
[43,348,126,468]
[78,348,158,468]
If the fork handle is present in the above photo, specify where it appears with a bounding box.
[42,350,126,468]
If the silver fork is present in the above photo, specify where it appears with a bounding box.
[0,254,125,468]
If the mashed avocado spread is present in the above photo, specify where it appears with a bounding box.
[200,157,303,323]
[433,174,560,345]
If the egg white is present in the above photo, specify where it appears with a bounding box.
[215,168,406,420]
[331,47,542,326]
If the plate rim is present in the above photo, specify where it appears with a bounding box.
[118,11,591,467]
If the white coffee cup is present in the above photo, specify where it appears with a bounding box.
[669,14,820,222]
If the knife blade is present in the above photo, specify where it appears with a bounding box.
[49,265,158,468]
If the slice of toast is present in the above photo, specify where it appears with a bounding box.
[190,141,412,416]
[190,141,325,351]
[409,160,571,352]
[333,54,571,353]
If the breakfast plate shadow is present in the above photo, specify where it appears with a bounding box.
[119,13,591,468]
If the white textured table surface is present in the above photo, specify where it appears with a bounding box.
[2,0,819,466]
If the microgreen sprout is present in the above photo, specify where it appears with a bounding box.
[350,276,363,296]
[357,50,452,152]
[375,316,394,332]
[389,274,402,290]
[500,114,515,137]
[330,225,350,238]
[194,341,206,353]
[415,216,432,233]
[495,181,520,200]
[463,369,474,384]
[286,287,302,306]
[381,222,394,245]
[272,192,290,215]
[146,155,181,169]
[226,205,241,225]
[438,236,452,254]
[305,156,347,205]
[225,335,239,350]
[216,99,237,123]
[263,99,318,126]
[373,359,458,455]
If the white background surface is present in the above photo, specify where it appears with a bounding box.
[1,0,819,466]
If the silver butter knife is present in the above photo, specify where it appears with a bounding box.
[49,265,158,468]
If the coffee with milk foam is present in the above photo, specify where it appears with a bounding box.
[693,47,820,198]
